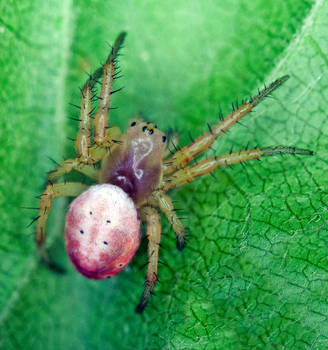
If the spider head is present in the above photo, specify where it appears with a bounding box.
[128,120,166,145]
[65,184,141,279]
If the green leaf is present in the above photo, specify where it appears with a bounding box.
[1,0,327,349]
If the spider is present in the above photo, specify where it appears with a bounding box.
[35,32,313,313]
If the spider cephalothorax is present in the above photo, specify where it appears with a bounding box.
[35,32,313,313]
[100,120,167,203]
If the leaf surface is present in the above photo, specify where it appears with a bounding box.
[1,1,327,349]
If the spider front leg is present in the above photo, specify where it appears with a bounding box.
[76,32,126,160]
[163,146,313,191]
[47,32,126,183]
[47,70,103,182]
[93,32,126,147]
[48,127,122,183]
[136,206,161,313]
[75,66,103,163]
[35,182,88,270]
[163,75,289,174]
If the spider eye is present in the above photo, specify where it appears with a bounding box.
[162,136,167,142]
[142,126,147,132]
[130,121,136,127]
[103,241,108,245]
[80,230,84,234]
[149,129,154,135]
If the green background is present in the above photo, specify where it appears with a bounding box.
[1,0,327,349]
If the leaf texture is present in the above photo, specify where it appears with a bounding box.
[1,1,327,349]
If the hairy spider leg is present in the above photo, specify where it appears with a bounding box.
[163,75,290,174]
[163,146,313,191]
[47,32,126,182]
[93,32,126,146]
[76,67,103,163]
[48,159,99,182]
[136,207,161,313]
[152,190,187,251]
[47,126,122,183]
[35,182,88,267]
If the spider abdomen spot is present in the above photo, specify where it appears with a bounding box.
[65,184,141,280]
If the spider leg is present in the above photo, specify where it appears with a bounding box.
[35,182,88,268]
[163,76,290,174]
[76,32,126,159]
[163,146,313,191]
[136,206,161,313]
[93,32,126,147]
[48,126,122,183]
[48,32,126,182]
[48,159,99,182]
[152,191,186,251]
[75,66,103,163]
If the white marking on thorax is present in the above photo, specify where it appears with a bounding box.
[131,137,153,180]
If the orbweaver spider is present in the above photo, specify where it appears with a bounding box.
[35,32,313,313]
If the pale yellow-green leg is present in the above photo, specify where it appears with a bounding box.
[136,206,161,313]
[75,67,102,163]
[48,126,122,183]
[163,76,290,174]
[152,190,186,251]
[93,32,126,146]
[76,32,126,160]
[35,182,88,270]
[163,146,313,191]
[48,159,99,182]
[48,33,126,181]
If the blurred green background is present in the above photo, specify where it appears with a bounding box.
[1,1,328,349]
